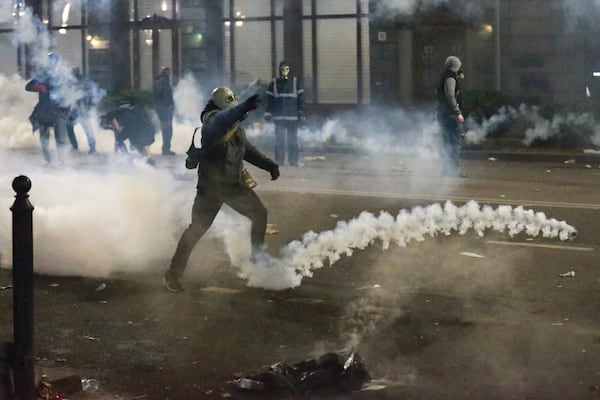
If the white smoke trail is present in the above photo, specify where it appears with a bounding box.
[462,102,600,148]
[521,105,600,146]
[229,200,576,290]
[11,4,106,117]
[463,106,518,145]
[173,72,206,124]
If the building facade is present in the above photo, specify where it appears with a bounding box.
[1,0,598,109]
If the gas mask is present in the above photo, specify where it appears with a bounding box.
[280,64,290,79]
[210,87,238,109]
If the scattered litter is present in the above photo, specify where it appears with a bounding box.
[94,283,106,292]
[361,381,390,391]
[49,283,60,287]
[533,188,540,192]
[0,285,11,290]
[221,393,232,398]
[81,378,100,391]
[546,169,552,173]
[266,224,279,235]
[83,336,100,341]
[228,352,370,394]
[487,157,497,161]
[230,378,266,390]
[500,194,506,198]
[330,214,339,218]
[552,322,564,326]
[460,252,484,258]
[586,164,592,168]
[564,159,575,164]
[558,270,575,278]
[357,284,381,290]
[304,155,326,161]
[37,374,89,399]
[392,163,412,173]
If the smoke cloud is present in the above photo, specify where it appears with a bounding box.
[0,1,578,292]
[462,103,600,147]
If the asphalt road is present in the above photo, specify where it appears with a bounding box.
[0,151,599,399]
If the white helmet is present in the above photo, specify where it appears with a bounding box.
[445,56,462,73]
[210,87,238,109]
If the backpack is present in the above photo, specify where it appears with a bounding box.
[185,127,204,169]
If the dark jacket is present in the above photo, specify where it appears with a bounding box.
[265,76,305,121]
[153,72,174,119]
[198,102,276,186]
[436,69,462,118]
[26,76,67,128]
[105,103,155,150]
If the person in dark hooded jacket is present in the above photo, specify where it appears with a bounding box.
[26,53,69,164]
[163,87,280,292]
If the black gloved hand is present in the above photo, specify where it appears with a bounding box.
[270,164,280,181]
[240,94,260,114]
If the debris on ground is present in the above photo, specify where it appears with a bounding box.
[94,283,106,292]
[392,162,412,173]
[266,224,279,235]
[564,159,575,164]
[229,352,370,394]
[558,270,575,277]
[0,285,11,290]
[460,252,484,258]
[37,374,97,399]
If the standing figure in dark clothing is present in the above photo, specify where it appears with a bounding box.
[100,101,156,165]
[26,55,69,164]
[436,55,465,177]
[66,67,98,154]
[163,87,280,292]
[264,61,305,166]
[153,67,175,155]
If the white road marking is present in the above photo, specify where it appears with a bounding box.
[485,240,594,252]
[258,185,600,211]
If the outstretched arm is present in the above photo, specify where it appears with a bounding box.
[202,94,260,146]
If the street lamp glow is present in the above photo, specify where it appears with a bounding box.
[593,72,600,77]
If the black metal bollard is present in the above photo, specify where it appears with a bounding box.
[10,175,35,400]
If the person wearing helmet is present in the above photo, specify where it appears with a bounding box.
[163,87,280,292]
[436,55,466,177]
[264,61,305,166]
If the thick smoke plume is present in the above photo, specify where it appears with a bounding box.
[232,200,576,290]
[463,104,600,147]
